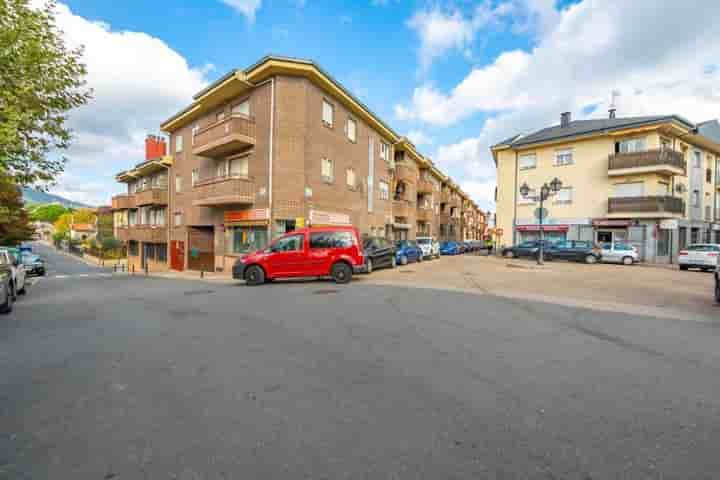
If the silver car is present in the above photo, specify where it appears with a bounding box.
[416,237,440,259]
[0,255,13,314]
[679,243,720,271]
[599,242,639,265]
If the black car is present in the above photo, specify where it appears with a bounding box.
[21,254,45,276]
[545,240,601,264]
[362,237,396,273]
[502,240,554,259]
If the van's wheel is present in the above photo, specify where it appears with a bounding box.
[417,254,423,263]
[622,256,633,266]
[9,282,16,301]
[366,258,373,274]
[400,255,408,266]
[679,265,688,271]
[504,251,514,259]
[0,282,13,314]
[331,262,352,284]
[715,278,720,303]
[585,254,597,264]
[18,283,26,295]
[244,265,265,286]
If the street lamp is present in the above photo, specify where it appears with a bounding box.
[519,177,563,265]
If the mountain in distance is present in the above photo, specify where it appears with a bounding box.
[22,187,92,209]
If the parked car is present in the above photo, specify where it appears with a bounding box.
[502,240,553,259]
[22,254,45,276]
[545,240,601,264]
[599,242,639,265]
[362,236,396,273]
[232,226,365,285]
[0,249,26,298]
[416,237,440,259]
[395,240,423,265]
[678,243,720,271]
[440,241,460,255]
[0,256,13,314]
[715,264,720,303]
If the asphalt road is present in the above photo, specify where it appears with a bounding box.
[30,242,111,277]
[2,254,720,478]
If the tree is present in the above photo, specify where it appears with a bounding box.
[101,237,120,251]
[53,212,72,235]
[0,0,92,185]
[0,174,34,245]
[29,203,70,223]
[53,208,96,236]
[71,208,96,224]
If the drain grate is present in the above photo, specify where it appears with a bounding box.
[399,270,415,274]
[313,289,338,295]
[183,289,215,296]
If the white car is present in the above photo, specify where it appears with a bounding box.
[679,243,720,271]
[416,237,440,259]
[0,249,26,298]
[599,242,639,265]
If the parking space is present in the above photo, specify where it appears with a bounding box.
[360,254,718,322]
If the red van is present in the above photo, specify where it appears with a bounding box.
[232,226,366,285]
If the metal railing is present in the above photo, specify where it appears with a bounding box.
[608,195,685,214]
[608,149,685,172]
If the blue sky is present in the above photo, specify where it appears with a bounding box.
[48,0,720,210]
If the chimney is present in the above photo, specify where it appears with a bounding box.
[608,108,616,119]
[560,112,571,128]
[145,134,167,161]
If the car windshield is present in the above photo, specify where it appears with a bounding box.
[22,255,40,264]
[416,238,431,245]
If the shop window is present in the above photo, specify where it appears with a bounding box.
[128,241,138,256]
[228,226,269,254]
[275,219,296,236]
[157,244,167,262]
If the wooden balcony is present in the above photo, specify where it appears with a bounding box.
[116,225,167,243]
[135,187,168,207]
[416,208,434,222]
[417,179,433,194]
[193,175,256,207]
[608,149,685,176]
[192,114,256,158]
[439,213,451,225]
[607,196,685,218]
[392,200,413,218]
[395,163,417,184]
[111,194,136,210]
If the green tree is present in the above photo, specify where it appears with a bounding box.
[0,174,34,245]
[29,203,70,223]
[53,212,72,235]
[101,237,120,251]
[0,0,92,185]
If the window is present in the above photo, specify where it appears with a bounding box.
[156,208,166,226]
[379,181,389,200]
[175,134,183,153]
[216,160,227,178]
[272,234,304,252]
[613,182,643,198]
[692,190,700,207]
[128,210,137,226]
[346,168,356,189]
[230,156,249,176]
[232,100,250,116]
[555,187,572,203]
[157,244,167,263]
[310,231,354,249]
[555,148,573,166]
[660,137,672,150]
[346,118,357,142]
[227,226,268,254]
[706,205,711,221]
[191,124,199,145]
[175,175,183,193]
[658,182,669,195]
[694,151,702,168]
[128,241,138,256]
[380,142,389,162]
[191,168,199,186]
[322,99,334,126]
[174,211,183,226]
[706,168,712,184]
[321,158,334,182]
[519,154,537,170]
[618,138,647,153]
[274,219,297,236]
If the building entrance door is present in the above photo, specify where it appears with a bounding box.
[170,240,185,271]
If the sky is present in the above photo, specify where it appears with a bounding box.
[44,0,720,212]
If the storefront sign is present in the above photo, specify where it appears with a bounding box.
[592,219,633,227]
[224,208,269,225]
[295,217,305,228]
[309,210,351,226]
[515,225,568,232]
[659,219,679,230]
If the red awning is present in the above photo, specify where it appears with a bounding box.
[516,224,569,232]
[592,219,632,227]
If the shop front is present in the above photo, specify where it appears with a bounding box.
[592,219,633,247]
[222,209,270,273]
[515,224,568,244]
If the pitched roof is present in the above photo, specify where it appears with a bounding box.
[493,115,695,149]
[698,120,720,144]
[71,223,95,232]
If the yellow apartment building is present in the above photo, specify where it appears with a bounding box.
[493,111,720,263]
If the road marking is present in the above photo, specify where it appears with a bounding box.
[55,275,69,279]
[77,274,89,277]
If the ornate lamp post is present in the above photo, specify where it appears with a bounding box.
[519,177,563,265]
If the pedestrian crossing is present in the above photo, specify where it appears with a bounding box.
[34,272,117,282]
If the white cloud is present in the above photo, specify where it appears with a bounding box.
[220,0,262,22]
[44,3,209,205]
[406,130,433,146]
[408,0,720,210]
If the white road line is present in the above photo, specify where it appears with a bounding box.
[54,275,69,279]
[77,274,90,277]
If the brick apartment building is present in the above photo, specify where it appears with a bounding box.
[112,56,485,273]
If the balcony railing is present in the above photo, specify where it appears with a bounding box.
[135,186,168,206]
[417,179,433,194]
[193,174,256,207]
[417,208,433,222]
[112,194,136,210]
[392,200,413,218]
[608,196,685,215]
[608,149,685,175]
[192,114,256,158]
[395,163,417,184]
[117,225,167,243]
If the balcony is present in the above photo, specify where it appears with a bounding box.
[439,213,451,225]
[417,179,433,194]
[395,163,417,184]
[192,114,256,158]
[392,200,413,218]
[116,225,167,243]
[111,194,136,210]
[440,191,451,203]
[193,175,256,207]
[607,195,685,218]
[417,208,434,222]
[608,149,685,176]
[135,186,168,206]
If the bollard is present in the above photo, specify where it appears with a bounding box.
[131,264,135,275]
[144,263,148,276]
[200,270,204,279]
